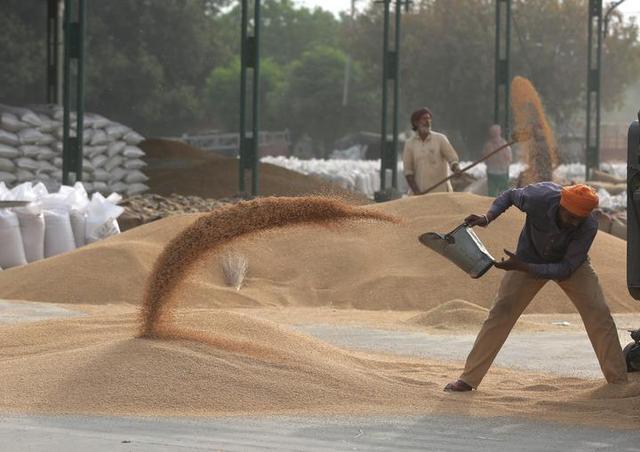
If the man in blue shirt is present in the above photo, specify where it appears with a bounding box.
[445,182,629,391]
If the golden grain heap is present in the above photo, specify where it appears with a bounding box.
[0,193,638,428]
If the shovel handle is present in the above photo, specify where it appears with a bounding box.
[444,222,468,243]
[419,140,516,195]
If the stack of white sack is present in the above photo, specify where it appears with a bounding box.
[0,103,149,196]
[0,181,124,270]
[261,156,531,198]
[262,156,629,204]
[261,156,388,198]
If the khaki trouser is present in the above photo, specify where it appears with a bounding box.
[459,262,628,387]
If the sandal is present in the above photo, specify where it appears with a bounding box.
[444,379,473,392]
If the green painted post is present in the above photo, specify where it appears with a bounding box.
[239,0,248,194]
[251,0,261,196]
[586,0,602,180]
[494,0,511,135]
[62,0,72,185]
[239,0,260,197]
[47,0,61,104]
[392,0,401,189]
[62,0,86,185]
[375,0,403,202]
[379,0,390,193]
[75,0,85,181]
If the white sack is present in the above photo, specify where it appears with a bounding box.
[41,195,76,258]
[125,170,149,184]
[126,183,149,196]
[18,129,46,145]
[108,181,127,193]
[85,192,124,243]
[0,210,28,268]
[69,209,87,248]
[122,146,145,158]
[93,169,110,182]
[16,169,35,183]
[123,131,144,145]
[104,155,123,172]
[109,167,127,182]
[0,172,17,184]
[90,154,108,168]
[0,158,15,172]
[16,157,40,171]
[90,130,109,146]
[36,148,56,160]
[0,112,29,132]
[0,130,19,146]
[16,207,45,263]
[123,159,146,170]
[105,124,129,140]
[0,144,20,159]
[107,141,126,157]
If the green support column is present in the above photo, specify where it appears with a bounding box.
[586,0,602,180]
[47,0,62,104]
[494,0,511,135]
[239,0,261,197]
[391,0,401,189]
[62,0,86,185]
[378,0,390,196]
[375,0,404,202]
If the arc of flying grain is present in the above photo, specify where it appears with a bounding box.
[139,196,400,338]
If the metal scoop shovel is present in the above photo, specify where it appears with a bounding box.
[418,223,495,278]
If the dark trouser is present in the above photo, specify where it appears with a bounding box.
[459,262,628,387]
[487,172,509,197]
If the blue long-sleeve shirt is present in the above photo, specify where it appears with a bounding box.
[487,182,598,280]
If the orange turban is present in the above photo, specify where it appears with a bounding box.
[560,184,599,217]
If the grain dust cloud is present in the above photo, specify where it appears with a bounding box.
[511,76,559,185]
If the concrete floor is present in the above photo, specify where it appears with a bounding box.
[296,324,636,380]
[2,413,639,452]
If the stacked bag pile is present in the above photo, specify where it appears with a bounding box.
[0,103,149,196]
[0,181,124,270]
[261,156,386,198]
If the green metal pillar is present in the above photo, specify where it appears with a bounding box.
[494,0,511,135]
[586,0,602,179]
[62,0,86,185]
[391,0,401,189]
[47,0,62,104]
[239,0,261,197]
[375,0,403,202]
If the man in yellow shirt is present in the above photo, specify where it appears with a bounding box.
[403,107,461,195]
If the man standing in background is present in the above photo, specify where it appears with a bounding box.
[403,107,461,195]
[483,124,512,196]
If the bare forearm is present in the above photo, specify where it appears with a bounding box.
[405,175,421,195]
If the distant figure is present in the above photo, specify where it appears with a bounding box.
[402,107,461,195]
[483,124,512,196]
